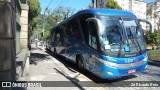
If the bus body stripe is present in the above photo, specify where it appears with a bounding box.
[96,56,147,68]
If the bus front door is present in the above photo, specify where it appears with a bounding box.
[87,21,101,75]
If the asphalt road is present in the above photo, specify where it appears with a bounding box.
[28,45,160,90]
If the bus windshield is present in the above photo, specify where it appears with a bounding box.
[97,15,146,58]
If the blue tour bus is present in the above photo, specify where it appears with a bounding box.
[47,9,152,79]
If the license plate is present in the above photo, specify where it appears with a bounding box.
[128,69,136,74]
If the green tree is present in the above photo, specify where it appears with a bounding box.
[104,0,122,10]
[28,0,41,22]
[50,7,75,22]
[147,0,160,30]
[146,30,160,49]
[35,7,75,40]
[28,0,41,48]
[28,0,41,33]
[35,14,56,40]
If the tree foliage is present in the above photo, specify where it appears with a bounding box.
[28,0,41,35]
[28,0,41,22]
[35,7,75,40]
[50,7,75,22]
[146,30,160,48]
[104,0,122,10]
[147,0,160,30]
[148,50,160,61]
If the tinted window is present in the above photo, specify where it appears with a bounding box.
[71,20,81,39]
[88,22,98,50]
[65,23,72,37]
[65,19,81,39]
[60,24,67,45]
[80,14,93,43]
[51,29,55,42]
[55,28,60,45]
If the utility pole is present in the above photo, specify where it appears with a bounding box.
[152,3,155,33]
[41,0,53,50]
[92,0,100,8]
[92,0,95,8]
[96,0,98,8]
[42,8,48,50]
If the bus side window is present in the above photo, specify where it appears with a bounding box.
[62,24,68,42]
[88,22,98,50]
[55,29,60,45]
[80,14,93,44]
[51,29,55,46]
[60,24,67,44]
[71,19,81,39]
[65,23,72,37]
[52,30,56,40]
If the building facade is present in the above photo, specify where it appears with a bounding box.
[0,0,29,82]
[98,0,147,30]
[147,1,160,30]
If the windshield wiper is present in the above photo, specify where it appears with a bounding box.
[117,42,124,57]
[130,28,142,54]
[120,17,130,45]
[117,17,130,57]
[135,38,142,54]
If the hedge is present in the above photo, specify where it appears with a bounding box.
[148,50,160,61]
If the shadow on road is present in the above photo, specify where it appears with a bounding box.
[13,87,27,90]
[54,68,86,90]
[30,52,50,65]
[45,50,137,85]
[148,60,160,67]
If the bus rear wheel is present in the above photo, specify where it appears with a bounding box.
[76,56,84,71]
[54,48,57,56]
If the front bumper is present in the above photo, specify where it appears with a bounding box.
[100,60,148,79]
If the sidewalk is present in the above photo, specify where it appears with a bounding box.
[16,48,30,81]
[28,44,103,90]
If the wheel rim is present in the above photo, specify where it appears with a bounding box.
[54,48,57,56]
[78,60,84,69]
[54,49,56,53]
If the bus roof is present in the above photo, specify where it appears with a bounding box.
[52,9,135,29]
[78,9,135,16]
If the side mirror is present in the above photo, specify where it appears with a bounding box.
[86,17,104,35]
[86,17,103,28]
[138,19,153,33]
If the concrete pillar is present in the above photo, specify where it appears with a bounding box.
[0,0,16,83]
[20,4,29,48]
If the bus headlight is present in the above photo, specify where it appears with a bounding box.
[97,57,117,67]
[104,60,118,67]
[143,56,148,62]
[145,65,148,69]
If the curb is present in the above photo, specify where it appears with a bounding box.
[148,60,160,67]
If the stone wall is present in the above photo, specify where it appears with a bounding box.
[20,4,29,48]
[0,0,29,83]
[0,0,16,82]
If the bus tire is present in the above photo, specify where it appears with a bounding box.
[54,48,57,56]
[76,55,84,71]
